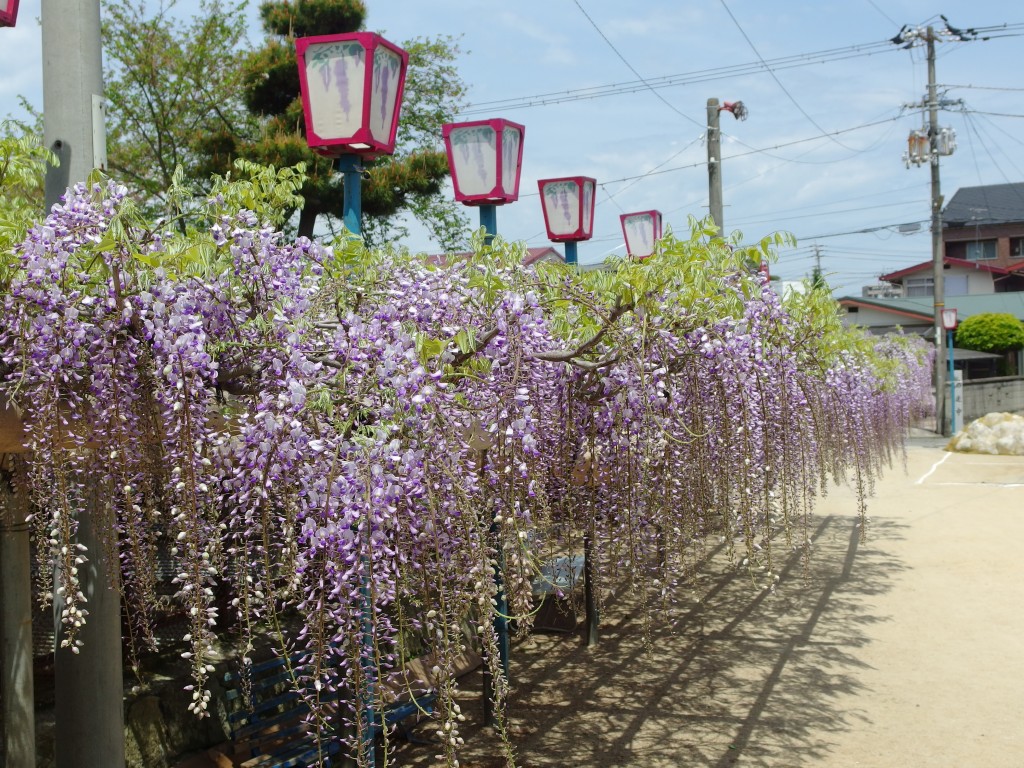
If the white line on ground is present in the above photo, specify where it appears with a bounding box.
[916,452,952,485]
[931,482,1024,488]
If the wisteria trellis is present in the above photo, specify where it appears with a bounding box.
[0,181,932,766]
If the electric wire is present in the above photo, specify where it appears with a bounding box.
[718,0,859,151]
[457,40,899,116]
[570,0,705,130]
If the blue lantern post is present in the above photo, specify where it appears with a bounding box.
[295,31,409,766]
[942,308,958,434]
[442,118,525,724]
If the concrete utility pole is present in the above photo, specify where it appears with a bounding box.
[706,98,724,235]
[926,27,948,437]
[42,0,107,207]
[41,0,124,764]
[706,98,747,238]
[896,19,977,435]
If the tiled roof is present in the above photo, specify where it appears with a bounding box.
[838,292,1024,322]
[880,257,1020,282]
[943,182,1024,227]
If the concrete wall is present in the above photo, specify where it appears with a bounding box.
[946,376,1024,424]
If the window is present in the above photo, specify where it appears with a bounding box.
[1012,238,1024,258]
[945,275,968,296]
[905,277,934,297]
[965,240,997,260]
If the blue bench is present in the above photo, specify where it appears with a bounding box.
[531,554,585,633]
[223,651,437,767]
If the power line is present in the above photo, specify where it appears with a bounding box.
[865,0,899,27]
[458,39,897,116]
[962,109,1024,119]
[941,83,1024,92]
[568,0,704,129]
[718,0,858,151]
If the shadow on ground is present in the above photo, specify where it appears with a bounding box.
[391,512,908,768]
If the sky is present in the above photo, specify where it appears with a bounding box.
[2,0,1023,296]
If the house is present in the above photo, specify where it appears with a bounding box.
[875,257,1024,297]
[838,181,1024,325]
[836,182,1024,380]
[943,181,1024,266]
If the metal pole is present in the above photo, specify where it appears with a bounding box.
[337,154,363,235]
[479,205,497,244]
[948,329,957,433]
[564,241,578,267]
[706,98,724,235]
[1,455,36,768]
[54,492,125,768]
[582,531,598,647]
[926,27,948,437]
[478,448,509,728]
[42,0,106,207]
[41,0,124,761]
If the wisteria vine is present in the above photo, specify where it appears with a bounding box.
[0,180,933,766]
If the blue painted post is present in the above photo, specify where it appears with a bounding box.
[338,154,362,235]
[476,206,510,678]
[564,241,578,266]
[479,204,497,243]
[336,153,374,765]
[948,328,956,434]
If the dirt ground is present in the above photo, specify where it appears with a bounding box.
[382,437,1024,767]
[184,436,1024,767]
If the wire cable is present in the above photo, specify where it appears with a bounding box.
[718,0,859,151]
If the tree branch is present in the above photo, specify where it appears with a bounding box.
[531,297,635,364]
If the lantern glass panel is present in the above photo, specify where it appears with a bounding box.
[582,180,595,236]
[303,40,366,144]
[448,125,498,196]
[369,46,403,143]
[500,126,521,196]
[541,180,582,237]
[623,213,656,258]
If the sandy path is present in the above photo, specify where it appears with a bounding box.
[390,440,1024,767]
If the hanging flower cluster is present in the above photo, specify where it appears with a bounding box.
[0,181,933,766]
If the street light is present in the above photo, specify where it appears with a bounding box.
[0,0,19,27]
[537,176,596,266]
[620,210,663,260]
[295,32,409,235]
[442,117,525,240]
[942,307,959,434]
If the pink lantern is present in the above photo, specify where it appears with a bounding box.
[295,32,409,159]
[0,0,19,26]
[620,210,663,260]
[537,176,596,242]
[941,307,958,330]
[442,118,525,206]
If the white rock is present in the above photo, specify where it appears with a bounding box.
[947,412,1024,456]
